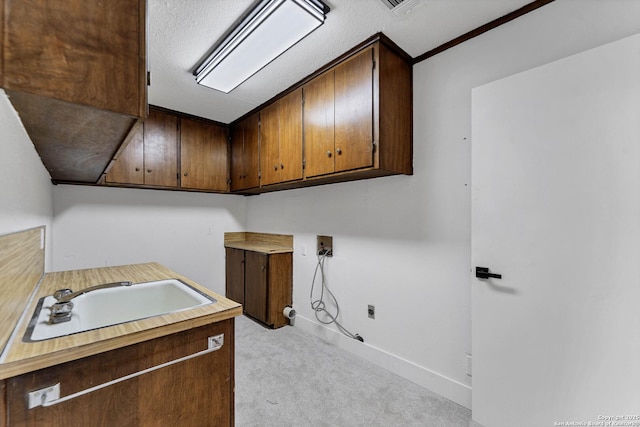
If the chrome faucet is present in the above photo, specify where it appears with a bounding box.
[49,281,132,324]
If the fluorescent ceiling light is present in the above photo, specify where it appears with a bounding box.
[195,0,329,93]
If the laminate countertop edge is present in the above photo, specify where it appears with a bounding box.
[224,242,294,254]
[0,262,242,380]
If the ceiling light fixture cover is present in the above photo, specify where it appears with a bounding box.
[195,0,329,93]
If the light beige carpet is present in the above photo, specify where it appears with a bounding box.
[234,315,476,426]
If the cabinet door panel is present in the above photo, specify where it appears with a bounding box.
[181,118,228,191]
[279,88,303,183]
[3,0,145,117]
[106,121,144,185]
[334,46,374,172]
[144,109,178,187]
[303,71,335,178]
[244,252,268,324]
[267,253,293,328]
[6,322,233,426]
[259,102,280,186]
[243,113,261,189]
[225,248,245,305]
[138,321,234,426]
[230,122,245,191]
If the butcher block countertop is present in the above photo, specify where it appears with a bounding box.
[0,262,242,380]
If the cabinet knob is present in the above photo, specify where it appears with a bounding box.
[336,148,342,155]
[280,163,284,169]
[274,165,278,171]
[184,172,188,177]
[147,169,152,173]
[327,151,332,158]
[135,167,140,172]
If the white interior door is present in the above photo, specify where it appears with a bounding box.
[471,34,640,427]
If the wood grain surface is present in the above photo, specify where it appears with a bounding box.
[0,262,241,380]
[224,232,293,253]
[0,227,45,358]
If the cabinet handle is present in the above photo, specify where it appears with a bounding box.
[274,165,278,171]
[38,334,225,408]
[336,148,342,155]
[184,172,188,177]
[327,151,332,158]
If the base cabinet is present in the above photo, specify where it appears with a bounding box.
[225,248,292,329]
[3,320,234,427]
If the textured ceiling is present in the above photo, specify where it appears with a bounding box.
[148,0,533,124]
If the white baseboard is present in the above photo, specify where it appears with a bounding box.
[293,314,472,409]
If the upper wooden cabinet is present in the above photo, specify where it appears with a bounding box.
[144,109,179,187]
[1,0,146,117]
[106,108,178,188]
[230,113,260,191]
[231,34,412,194]
[305,47,374,178]
[105,121,145,185]
[180,118,229,192]
[0,0,147,183]
[106,108,229,192]
[260,88,303,186]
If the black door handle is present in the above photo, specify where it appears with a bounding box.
[476,267,502,280]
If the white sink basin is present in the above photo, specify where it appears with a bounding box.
[24,279,216,342]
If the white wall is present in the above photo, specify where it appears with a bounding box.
[0,90,54,268]
[244,0,640,409]
[52,186,246,296]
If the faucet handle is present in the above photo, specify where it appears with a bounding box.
[53,288,73,300]
[49,301,74,324]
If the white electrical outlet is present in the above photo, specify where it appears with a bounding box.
[27,383,60,409]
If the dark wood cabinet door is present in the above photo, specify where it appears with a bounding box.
[105,121,144,185]
[230,122,245,192]
[244,251,268,324]
[138,321,234,426]
[180,118,228,191]
[2,0,146,118]
[230,113,260,191]
[243,113,261,189]
[278,88,303,183]
[6,321,234,427]
[334,46,374,173]
[143,109,178,187]
[259,102,280,186]
[267,253,293,328]
[303,70,335,178]
[225,248,245,305]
